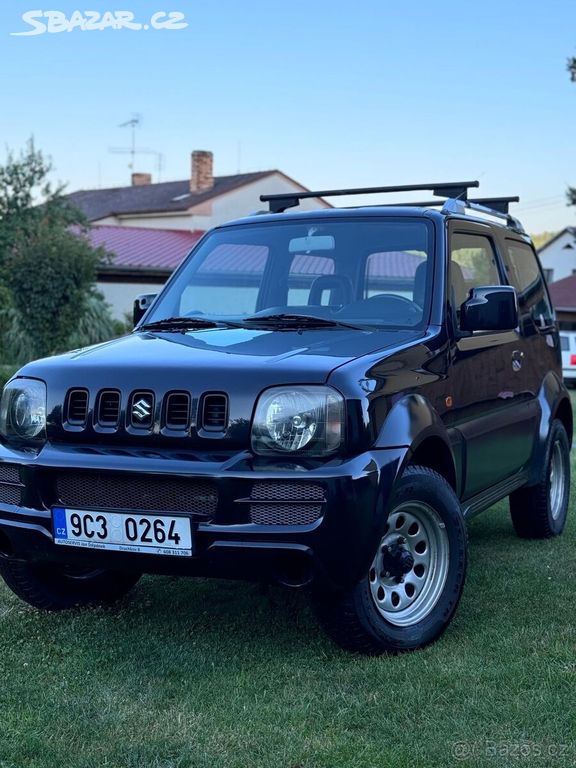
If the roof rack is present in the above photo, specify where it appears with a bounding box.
[260,181,480,213]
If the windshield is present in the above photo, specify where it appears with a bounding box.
[143,218,434,330]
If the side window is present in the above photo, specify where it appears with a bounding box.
[450,233,502,327]
[504,240,554,329]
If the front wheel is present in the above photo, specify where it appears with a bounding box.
[0,559,141,611]
[314,466,468,655]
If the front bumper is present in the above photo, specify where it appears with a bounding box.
[0,442,406,589]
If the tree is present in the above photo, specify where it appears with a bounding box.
[568,58,576,206]
[0,141,116,363]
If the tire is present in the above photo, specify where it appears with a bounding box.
[510,419,571,539]
[314,466,468,655]
[0,559,141,611]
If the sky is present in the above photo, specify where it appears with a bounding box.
[1,0,575,233]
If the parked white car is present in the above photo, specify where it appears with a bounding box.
[560,331,576,386]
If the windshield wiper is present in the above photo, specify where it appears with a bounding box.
[242,313,365,330]
[139,316,242,332]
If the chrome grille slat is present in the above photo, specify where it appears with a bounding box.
[202,394,228,432]
[165,392,191,430]
[66,389,89,426]
[96,391,121,426]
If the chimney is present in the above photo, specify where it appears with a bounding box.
[190,150,214,192]
[132,172,152,186]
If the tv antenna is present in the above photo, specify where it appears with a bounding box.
[109,114,165,181]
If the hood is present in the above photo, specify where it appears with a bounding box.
[20,326,422,449]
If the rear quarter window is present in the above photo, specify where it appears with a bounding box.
[504,240,554,327]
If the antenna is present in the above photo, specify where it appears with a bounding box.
[109,147,165,181]
[117,114,141,170]
[109,114,165,181]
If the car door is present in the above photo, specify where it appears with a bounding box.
[446,223,540,500]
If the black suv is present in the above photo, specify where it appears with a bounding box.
[0,181,572,654]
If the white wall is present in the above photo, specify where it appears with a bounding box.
[539,230,576,284]
[98,280,166,321]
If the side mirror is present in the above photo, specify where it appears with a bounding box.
[133,294,158,327]
[460,286,518,333]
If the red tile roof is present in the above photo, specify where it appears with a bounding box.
[548,274,576,311]
[82,225,205,272]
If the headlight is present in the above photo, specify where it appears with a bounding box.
[252,386,344,456]
[0,379,47,442]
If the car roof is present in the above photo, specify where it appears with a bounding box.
[218,205,530,240]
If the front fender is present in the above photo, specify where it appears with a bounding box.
[374,393,449,450]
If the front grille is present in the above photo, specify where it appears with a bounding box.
[96,390,121,427]
[56,472,217,516]
[66,389,89,426]
[249,482,325,526]
[0,485,21,506]
[165,392,191,430]
[202,394,228,432]
[0,464,20,484]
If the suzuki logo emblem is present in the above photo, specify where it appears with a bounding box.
[132,397,152,422]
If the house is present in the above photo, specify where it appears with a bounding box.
[85,225,204,320]
[67,150,331,318]
[537,227,576,285]
[548,274,576,331]
[67,150,331,231]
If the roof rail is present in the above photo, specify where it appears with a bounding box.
[441,198,525,233]
[260,181,480,213]
[381,196,520,215]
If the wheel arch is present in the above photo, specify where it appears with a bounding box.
[407,436,457,492]
[375,394,460,495]
[529,372,574,484]
[553,394,573,448]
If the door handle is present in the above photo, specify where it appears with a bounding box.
[512,350,524,371]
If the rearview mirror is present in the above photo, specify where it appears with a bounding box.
[133,294,158,326]
[460,286,518,333]
[289,235,335,253]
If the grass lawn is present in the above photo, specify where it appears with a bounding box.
[0,396,575,768]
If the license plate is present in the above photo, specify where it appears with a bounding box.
[52,507,192,557]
